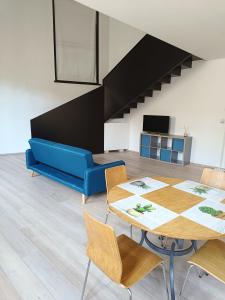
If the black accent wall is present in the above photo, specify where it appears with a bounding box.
[31,87,104,154]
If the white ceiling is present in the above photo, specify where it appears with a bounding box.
[75,0,225,60]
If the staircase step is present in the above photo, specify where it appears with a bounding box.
[130,102,138,108]
[122,108,130,114]
[136,96,145,103]
[153,82,162,90]
[144,89,153,97]
[171,66,181,76]
[192,55,201,61]
[161,75,171,84]
[113,113,124,119]
[182,57,192,69]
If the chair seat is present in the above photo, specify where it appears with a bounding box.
[188,239,225,284]
[117,234,162,287]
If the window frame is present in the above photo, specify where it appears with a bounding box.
[52,0,100,85]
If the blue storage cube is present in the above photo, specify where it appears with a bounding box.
[150,136,159,147]
[150,148,158,159]
[172,138,184,152]
[140,147,150,157]
[141,134,151,147]
[160,149,171,162]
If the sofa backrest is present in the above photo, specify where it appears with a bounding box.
[29,138,94,179]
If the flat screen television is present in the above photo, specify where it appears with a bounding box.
[143,115,170,134]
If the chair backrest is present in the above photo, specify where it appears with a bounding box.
[105,165,128,201]
[200,168,225,190]
[83,212,122,284]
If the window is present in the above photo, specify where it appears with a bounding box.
[52,0,99,85]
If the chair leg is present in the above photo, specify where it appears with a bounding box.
[164,237,169,248]
[130,224,133,238]
[82,194,88,204]
[179,264,195,298]
[161,262,169,300]
[126,288,132,300]
[31,171,40,177]
[80,259,91,300]
[199,270,208,278]
[139,230,146,245]
[105,211,110,224]
[159,235,166,247]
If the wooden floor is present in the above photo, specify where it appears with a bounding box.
[0,151,224,300]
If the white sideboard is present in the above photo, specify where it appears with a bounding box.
[104,123,129,151]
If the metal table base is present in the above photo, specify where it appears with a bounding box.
[140,230,197,300]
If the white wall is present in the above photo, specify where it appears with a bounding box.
[0,0,109,154]
[126,59,225,167]
[108,18,145,71]
[108,19,225,167]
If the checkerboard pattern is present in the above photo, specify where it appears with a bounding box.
[110,178,225,237]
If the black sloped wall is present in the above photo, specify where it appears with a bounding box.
[31,86,104,154]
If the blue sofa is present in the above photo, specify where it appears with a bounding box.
[26,138,125,203]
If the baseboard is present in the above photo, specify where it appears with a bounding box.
[0,150,221,171]
[128,150,220,169]
[0,152,25,156]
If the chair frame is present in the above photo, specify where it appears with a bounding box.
[179,264,195,298]
[200,167,225,190]
[80,259,168,300]
[104,165,133,238]
[179,264,209,298]
[81,212,169,300]
[180,254,225,298]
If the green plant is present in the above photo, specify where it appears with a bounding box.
[127,203,155,217]
[135,203,155,213]
[130,180,150,189]
[192,185,211,195]
[199,206,224,218]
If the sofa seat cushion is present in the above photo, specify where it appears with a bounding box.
[31,163,84,193]
[29,138,94,179]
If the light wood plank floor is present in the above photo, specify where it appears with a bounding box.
[0,151,224,300]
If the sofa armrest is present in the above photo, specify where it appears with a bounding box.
[84,160,125,196]
[26,149,37,168]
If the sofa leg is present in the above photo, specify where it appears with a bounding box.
[31,171,40,177]
[82,194,88,204]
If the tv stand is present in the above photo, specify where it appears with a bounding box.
[140,132,192,165]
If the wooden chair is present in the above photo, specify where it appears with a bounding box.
[200,168,225,190]
[180,239,225,298]
[105,165,134,236]
[81,212,169,300]
[105,165,128,195]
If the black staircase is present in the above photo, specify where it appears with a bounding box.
[31,34,200,153]
[103,34,197,121]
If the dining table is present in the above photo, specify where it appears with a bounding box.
[108,176,225,300]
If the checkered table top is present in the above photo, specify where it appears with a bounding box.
[109,176,225,240]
